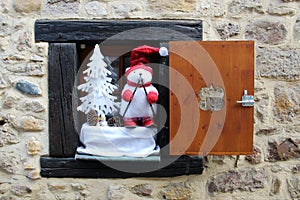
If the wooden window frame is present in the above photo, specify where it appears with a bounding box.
[34,20,204,178]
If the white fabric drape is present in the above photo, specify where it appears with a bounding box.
[77,124,159,157]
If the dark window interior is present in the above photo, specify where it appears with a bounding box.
[76,41,169,149]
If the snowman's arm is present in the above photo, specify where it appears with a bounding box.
[122,89,133,102]
[147,92,158,104]
[147,86,159,104]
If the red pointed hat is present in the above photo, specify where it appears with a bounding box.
[125,45,160,77]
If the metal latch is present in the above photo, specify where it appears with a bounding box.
[199,85,225,112]
[237,90,254,107]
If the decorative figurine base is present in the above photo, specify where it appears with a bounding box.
[77,124,159,157]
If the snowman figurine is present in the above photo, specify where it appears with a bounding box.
[119,45,168,127]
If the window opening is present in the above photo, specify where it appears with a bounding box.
[35,20,204,178]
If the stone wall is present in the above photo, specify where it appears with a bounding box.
[0,0,299,199]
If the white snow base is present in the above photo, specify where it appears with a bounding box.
[76,124,160,158]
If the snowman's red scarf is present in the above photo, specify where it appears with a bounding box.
[127,80,151,88]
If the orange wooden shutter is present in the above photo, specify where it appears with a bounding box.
[169,41,254,155]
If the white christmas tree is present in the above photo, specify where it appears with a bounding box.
[77,44,119,117]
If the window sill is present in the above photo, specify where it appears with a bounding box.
[40,156,203,178]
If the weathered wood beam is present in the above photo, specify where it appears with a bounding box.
[40,156,203,178]
[35,20,202,42]
[48,43,79,157]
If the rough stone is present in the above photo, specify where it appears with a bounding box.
[228,0,264,18]
[15,80,42,96]
[287,178,300,199]
[10,185,32,197]
[10,115,45,131]
[47,0,77,3]
[6,63,44,76]
[207,168,267,194]
[3,55,26,62]
[255,127,277,135]
[245,146,262,164]
[0,152,19,174]
[13,0,42,13]
[107,185,126,200]
[255,99,270,123]
[35,190,56,200]
[48,183,68,191]
[197,2,226,17]
[23,117,45,131]
[292,164,300,173]
[210,155,226,164]
[270,176,281,196]
[18,100,45,113]
[130,183,153,197]
[245,20,287,45]
[267,142,281,162]
[44,0,80,15]
[268,4,296,16]
[267,138,300,162]
[12,30,32,52]
[295,19,300,42]
[159,182,193,200]
[0,183,10,195]
[0,116,8,125]
[110,1,143,17]
[3,96,16,108]
[256,47,300,80]
[0,195,13,200]
[2,93,20,108]
[0,0,9,13]
[23,162,35,170]
[216,22,240,39]
[26,170,40,180]
[254,91,269,102]
[33,45,47,58]
[273,84,300,122]
[13,20,26,32]
[0,16,10,37]
[149,0,196,13]
[271,165,283,173]
[0,38,9,52]
[0,73,9,89]
[85,1,107,16]
[30,55,44,62]
[0,123,19,147]
[26,138,41,155]
[49,193,75,200]
[79,190,89,198]
[71,183,87,191]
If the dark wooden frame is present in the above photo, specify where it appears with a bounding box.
[35,20,204,178]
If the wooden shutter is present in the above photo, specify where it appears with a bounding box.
[169,41,254,155]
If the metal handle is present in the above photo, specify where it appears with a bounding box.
[236,100,255,104]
